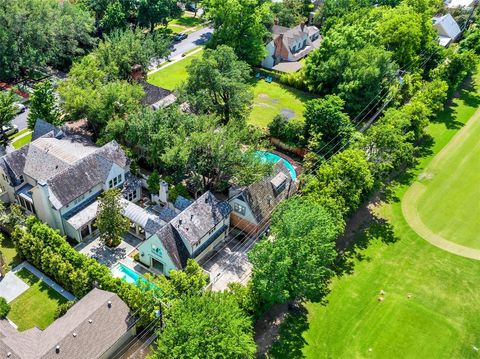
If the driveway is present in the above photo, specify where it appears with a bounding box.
[12,108,29,131]
[199,229,255,291]
[150,26,213,68]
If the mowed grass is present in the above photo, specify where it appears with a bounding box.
[272,68,480,358]
[12,132,32,149]
[8,268,68,331]
[411,80,480,248]
[147,52,313,128]
[147,51,203,91]
[0,235,21,271]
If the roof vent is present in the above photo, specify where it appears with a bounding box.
[108,300,112,308]
[178,219,182,226]
[72,332,77,337]
[205,196,209,203]
[55,345,60,354]
[190,214,194,221]
[7,352,11,358]
[88,319,93,324]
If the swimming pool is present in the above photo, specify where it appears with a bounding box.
[111,263,144,285]
[256,151,297,181]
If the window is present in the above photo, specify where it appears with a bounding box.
[18,175,24,184]
[109,180,113,188]
[152,245,163,257]
[110,174,122,188]
[127,191,136,201]
[234,202,246,216]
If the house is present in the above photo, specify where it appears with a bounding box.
[0,120,143,242]
[140,81,177,110]
[0,288,136,359]
[444,0,476,8]
[137,191,232,275]
[262,23,321,71]
[229,160,296,235]
[433,14,462,46]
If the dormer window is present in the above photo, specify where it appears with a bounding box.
[109,174,123,188]
[233,202,246,216]
[19,175,24,184]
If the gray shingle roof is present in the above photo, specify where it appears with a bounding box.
[171,191,232,246]
[0,145,30,186]
[140,81,174,106]
[240,161,296,223]
[31,119,59,141]
[0,288,134,359]
[156,223,190,269]
[174,196,193,211]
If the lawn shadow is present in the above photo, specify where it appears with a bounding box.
[266,303,309,359]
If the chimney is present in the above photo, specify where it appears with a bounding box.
[300,22,305,32]
[159,180,169,204]
[107,300,112,308]
[274,18,279,25]
[131,64,143,81]
[55,346,60,354]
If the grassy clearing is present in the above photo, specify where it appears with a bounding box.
[8,268,68,331]
[12,132,32,149]
[147,53,313,128]
[270,68,480,358]
[170,14,204,28]
[147,51,203,91]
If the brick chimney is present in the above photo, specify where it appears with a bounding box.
[131,64,142,81]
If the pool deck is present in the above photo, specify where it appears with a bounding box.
[269,149,302,179]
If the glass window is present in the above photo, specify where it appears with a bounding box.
[234,202,246,216]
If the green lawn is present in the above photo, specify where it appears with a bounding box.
[147,53,313,128]
[250,79,314,128]
[12,132,32,149]
[8,268,68,331]
[147,50,203,91]
[9,128,30,140]
[170,14,204,28]
[270,68,480,358]
[0,235,21,271]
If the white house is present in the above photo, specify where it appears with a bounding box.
[0,120,143,242]
[262,24,321,70]
[137,191,232,275]
[433,14,462,46]
[444,0,476,8]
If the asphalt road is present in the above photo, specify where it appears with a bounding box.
[150,25,213,68]
[12,108,28,130]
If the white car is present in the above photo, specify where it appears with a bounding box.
[2,125,18,136]
[14,103,26,114]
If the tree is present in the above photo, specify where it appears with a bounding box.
[304,95,355,157]
[28,81,60,129]
[100,1,128,33]
[166,259,209,299]
[54,301,75,319]
[152,292,256,359]
[147,170,160,194]
[181,45,253,124]
[161,117,271,193]
[271,0,309,27]
[205,0,270,65]
[303,148,374,222]
[0,91,16,134]
[137,0,182,32]
[432,50,477,93]
[249,197,338,307]
[96,189,129,247]
[0,0,95,81]
[460,27,480,54]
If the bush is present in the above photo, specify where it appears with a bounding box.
[268,115,305,147]
[133,253,140,262]
[0,297,10,319]
[169,184,190,203]
[54,301,74,319]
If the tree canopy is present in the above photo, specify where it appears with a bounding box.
[28,81,60,129]
[0,91,16,132]
[96,188,129,247]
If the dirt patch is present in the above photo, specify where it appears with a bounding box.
[254,302,290,356]
[258,93,270,100]
[281,108,295,119]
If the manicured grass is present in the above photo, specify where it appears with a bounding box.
[250,79,314,128]
[406,75,480,249]
[8,128,30,140]
[8,268,68,331]
[0,235,21,271]
[170,15,204,28]
[271,68,480,358]
[147,50,203,91]
[12,132,32,149]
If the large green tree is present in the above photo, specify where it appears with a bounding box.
[152,292,256,359]
[96,189,130,247]
[304,95,355,157]
[137,0,182,32]
[0,91,16,134]
[28,81,60,129]
[249,197,338,307]
[205,0,270,65]
[181,45,253,124]
[0,0,95,81]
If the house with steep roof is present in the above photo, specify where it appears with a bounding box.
[228,160,296,235]
[0,121,143,242]
[262,23,321,71]
[433,14,462,47]
[0,288,136,359]
[137,191,232,275]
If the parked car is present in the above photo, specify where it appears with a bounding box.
[173,33,188,42]
[2,124,18,136]
[14,103,26,114]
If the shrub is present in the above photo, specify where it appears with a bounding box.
[268,115,305,147]
[169,184,190,203]
[0,297,10,319]
[133,253,140,262]
[55,301,74,319]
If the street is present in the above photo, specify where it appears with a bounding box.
[150,26,213,68]
[12,108,28,130]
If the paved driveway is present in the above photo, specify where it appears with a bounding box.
[12,109,28,130]
[0,272,28,303]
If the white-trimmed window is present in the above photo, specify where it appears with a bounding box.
[234,202,246,216]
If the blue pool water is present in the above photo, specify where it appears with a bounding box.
[256,151,297,181]
[112,263,144,285]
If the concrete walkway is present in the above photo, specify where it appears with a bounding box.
[0,272,29,303]
[12,262,76,301]
[402,108,480,260]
